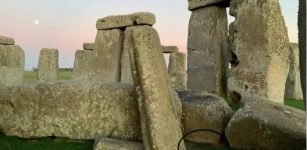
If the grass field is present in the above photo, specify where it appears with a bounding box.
[0,71,304,150]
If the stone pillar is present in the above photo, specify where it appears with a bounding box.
[285,43,304,100]
[83,43,95,50]
[0,35,24,86]
[168,52,187,90]
[37,48,59,81]
[228,0,289,104]
[187,0,228,98]
[72,50,94,81]
[298,0,306,107]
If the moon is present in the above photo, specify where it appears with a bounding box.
[34,20,39,25]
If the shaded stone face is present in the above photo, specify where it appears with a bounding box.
[96,12,155,30]
[94,137,143,150]
[228,0,289,104]
[92,29,124,82]
[72,50,94,81]
[128,26,185,150]
[0,35,14,45]
[298,0,306,104]
[83,43,95,50]
[0,45,24,86]
[120,27,134,84]
[225,98,306,150]
[168,52,187,90]
[285,43,303,100]
[187,6,228,98]
[37,48,59,81]
[0,81,141,140]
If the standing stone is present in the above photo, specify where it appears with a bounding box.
[128,26,185,150]
[162,46,179,53]
[298,0,306,107]
[228,0,289,104]
[92,29,123,82]
[0,44,24,86]
[285,43,303,100]
[0,35,15,45]
[72,50,94,81]
[120,27,134,84]
[168,52,187,90]
[37,48,59,81]
[83,43,95,50]
[187,4,228,98]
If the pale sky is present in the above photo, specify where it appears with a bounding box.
[0,0,298,69]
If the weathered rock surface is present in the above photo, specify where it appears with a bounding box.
[128,26,185,150]
[0,81,141,140]
[285,43,303,100]
[92,29,123,82]
[188,0,230,11]
[37,48,58,81]
[0,35,14,45]
[0,45,24,86]
[298,0,306,105]
[83,43,95,50]
[162,45,179,53]
[228,0,289,104]
[120,27,134,84]
[178,91,232,144]
[94,137,143,150]
[96,12,155,30]
[72,50,94,81]
[168,52,187,90]
[187,6,228,98]
[225,98,306,150]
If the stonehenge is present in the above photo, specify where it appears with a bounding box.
[187,0,228,98]
[228,0,290,104]
[168,52,187,90]
[285,43,304,100]
[37,48,59,81]
[0,36,24,86]
[72,49,94,80]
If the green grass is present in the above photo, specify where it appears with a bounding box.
[24,71,72,83]
[285,99,305,110]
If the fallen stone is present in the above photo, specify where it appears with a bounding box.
[162,45,179,53]
[92,29,123,82]
[128,26,185,150]
[0,81,141,140]
[94,137,143,150]
[0,45,24,86]
[178,91,232,144]
[187,6,228,98]
[225,98,306,150]
[0,35,14,45]
[188,0,230,11]
[120,27,134,84]
[168,52,187,90]
[298,0,306,104]
[37,48,59,81]
[228,0,289,104]
[285,43,303,100]
[96,12,155,30]
[83,43,95,50]
[72,50,94,81]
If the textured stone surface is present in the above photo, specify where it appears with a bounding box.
[0,81,141,140]
[285,43,303,100]
[228,0,289,104]
[225,98,306,150]
[72,50,94,81]
[162,45,179,53]
[120,27,134,84]
[94,137,143,150]
[168,52,187,90]
[128,26,185,150]
[0,35,14,45]
[83,43,95,50]
[37,48,59,81]
[298,0,306,106]
[178,91,232,144]
[187,6,228,98]
[92,29,123,82]
[96,12,155,30]
[0,45,24,86]
[188,0,230,11]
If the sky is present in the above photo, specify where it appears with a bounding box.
[0,0,299,70]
